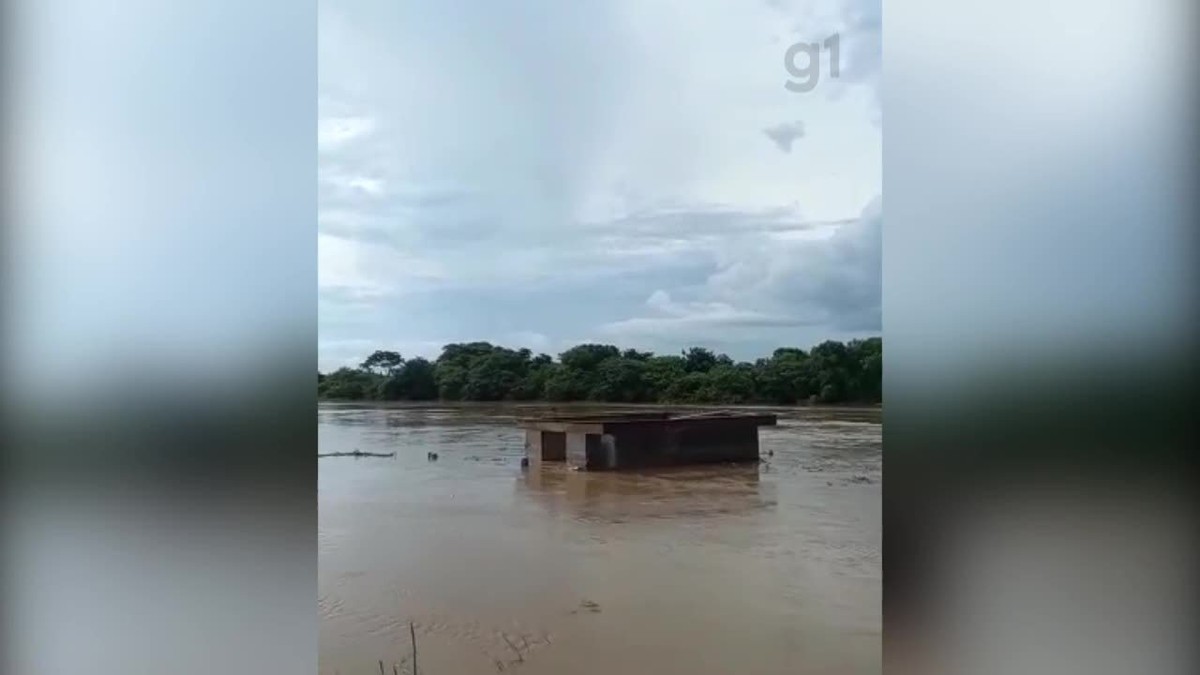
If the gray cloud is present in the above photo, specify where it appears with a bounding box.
[597,196,881,344]
[763,120,806,153]
[708,196,881,330]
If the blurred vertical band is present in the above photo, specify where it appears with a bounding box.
[886,1,1197,674]
[1,2,316,674]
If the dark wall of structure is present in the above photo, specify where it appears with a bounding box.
[531,415,770,471]
[603,418,761,469]
[665,419,760,464]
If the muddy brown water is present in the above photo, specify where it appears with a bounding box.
[319,403,880,675]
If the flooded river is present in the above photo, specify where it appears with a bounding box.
[319,403,880,675]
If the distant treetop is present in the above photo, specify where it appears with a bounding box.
[318,338,882,405]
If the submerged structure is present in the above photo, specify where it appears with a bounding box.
[519,410,777,471]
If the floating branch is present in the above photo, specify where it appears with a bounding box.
[410,622,419,675]
[500,633,524,664]
[318,450,396,459]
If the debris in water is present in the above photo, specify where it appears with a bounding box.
[318,449,395,459]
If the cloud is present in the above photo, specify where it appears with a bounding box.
[320,170,385,198]
[708,195,882,331]
[505,331,551,352]
[837,0,882,89]
[318,232,447,299]
[602,195,882,341]
[763,120,806,152]
[318,0,880,366]
[602,290,817,337]
[317,116,374,151]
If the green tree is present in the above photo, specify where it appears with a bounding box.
[514,355,555,400]
[846,337,882,402]
[318,367,378,400]
[434,342,497,399]
[543,364,590,401]
[463,348,528,401]
[360,350,404,376]
[807,340,851,403]
[591,357,651,402]
[434,363,469,400]
[701,363,757,404]
[321,338,882,405]
[756,348,811,404]
[644,355,686,401]
[559,344,621,372]
[682,347,719,373]
[379,357,437,400]
[665,371,710,402]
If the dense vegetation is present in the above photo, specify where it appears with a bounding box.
[318,338,881,405]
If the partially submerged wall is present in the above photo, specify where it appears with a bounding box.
[522,412,774,471]
[524,429,567,465]
[603,417,761,469]
[565,432,612,470]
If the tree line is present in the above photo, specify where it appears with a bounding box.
[318,338,881,405]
